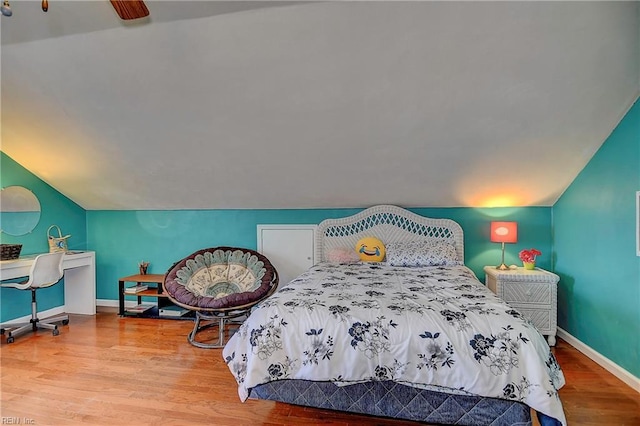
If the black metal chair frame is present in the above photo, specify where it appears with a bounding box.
[185,279,278,349]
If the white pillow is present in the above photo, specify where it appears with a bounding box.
[386,240,461,267]
[326,247,360,264]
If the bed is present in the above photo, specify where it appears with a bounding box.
[222,205,566,425]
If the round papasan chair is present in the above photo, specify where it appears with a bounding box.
[163,247,278,348]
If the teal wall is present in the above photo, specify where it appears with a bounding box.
[553,99,640,378]
[87,207,552,301]
[0,152,87,322]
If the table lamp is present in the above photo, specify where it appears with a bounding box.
[490,221,517,270]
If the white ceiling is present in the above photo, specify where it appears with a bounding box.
[1,1,639,210]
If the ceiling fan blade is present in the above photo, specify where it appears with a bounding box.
[110,0,149,20]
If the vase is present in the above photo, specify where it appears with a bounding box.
[523,262,535,270]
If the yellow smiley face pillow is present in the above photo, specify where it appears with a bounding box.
[356,237,386,262]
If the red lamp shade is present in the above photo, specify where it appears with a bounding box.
[490,222,518,244]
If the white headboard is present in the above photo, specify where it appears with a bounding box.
[315,205,464,262]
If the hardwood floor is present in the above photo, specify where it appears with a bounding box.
[1,308,638,426]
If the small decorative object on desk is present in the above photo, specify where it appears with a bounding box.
[519,248,541,270]
[47,225,70,253]
[139,260,149,275]
[0,244,22,260]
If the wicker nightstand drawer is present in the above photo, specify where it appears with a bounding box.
[517,307,552,332]
[502,282,552,305]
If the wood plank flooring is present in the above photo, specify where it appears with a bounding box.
[1,308,638,425]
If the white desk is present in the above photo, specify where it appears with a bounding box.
[0,251,96,315]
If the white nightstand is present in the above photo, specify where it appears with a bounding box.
[483,266,560,346]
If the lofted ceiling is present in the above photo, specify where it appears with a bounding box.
[1,1,638,210]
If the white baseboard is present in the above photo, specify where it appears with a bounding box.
[0,306,66,326]
[557,327,640,393]
[97,299,118,308]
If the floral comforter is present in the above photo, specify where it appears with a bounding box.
[223,262,566,425]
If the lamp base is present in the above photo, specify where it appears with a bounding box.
[496,263,510,270]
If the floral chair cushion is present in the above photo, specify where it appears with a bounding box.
[164,247,277,310]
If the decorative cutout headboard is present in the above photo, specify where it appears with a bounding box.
[315,205,464,262]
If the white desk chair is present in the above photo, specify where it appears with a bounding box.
[0,252,69,343]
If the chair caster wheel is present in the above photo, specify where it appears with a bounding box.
[7,336,14,343]
[62,319,69,325]
[52,329,60,336]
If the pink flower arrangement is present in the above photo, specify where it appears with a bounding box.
[519,248,541,263]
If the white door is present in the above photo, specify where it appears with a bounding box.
[257,225,316,288]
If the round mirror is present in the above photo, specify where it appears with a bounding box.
[0,186,41,236]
